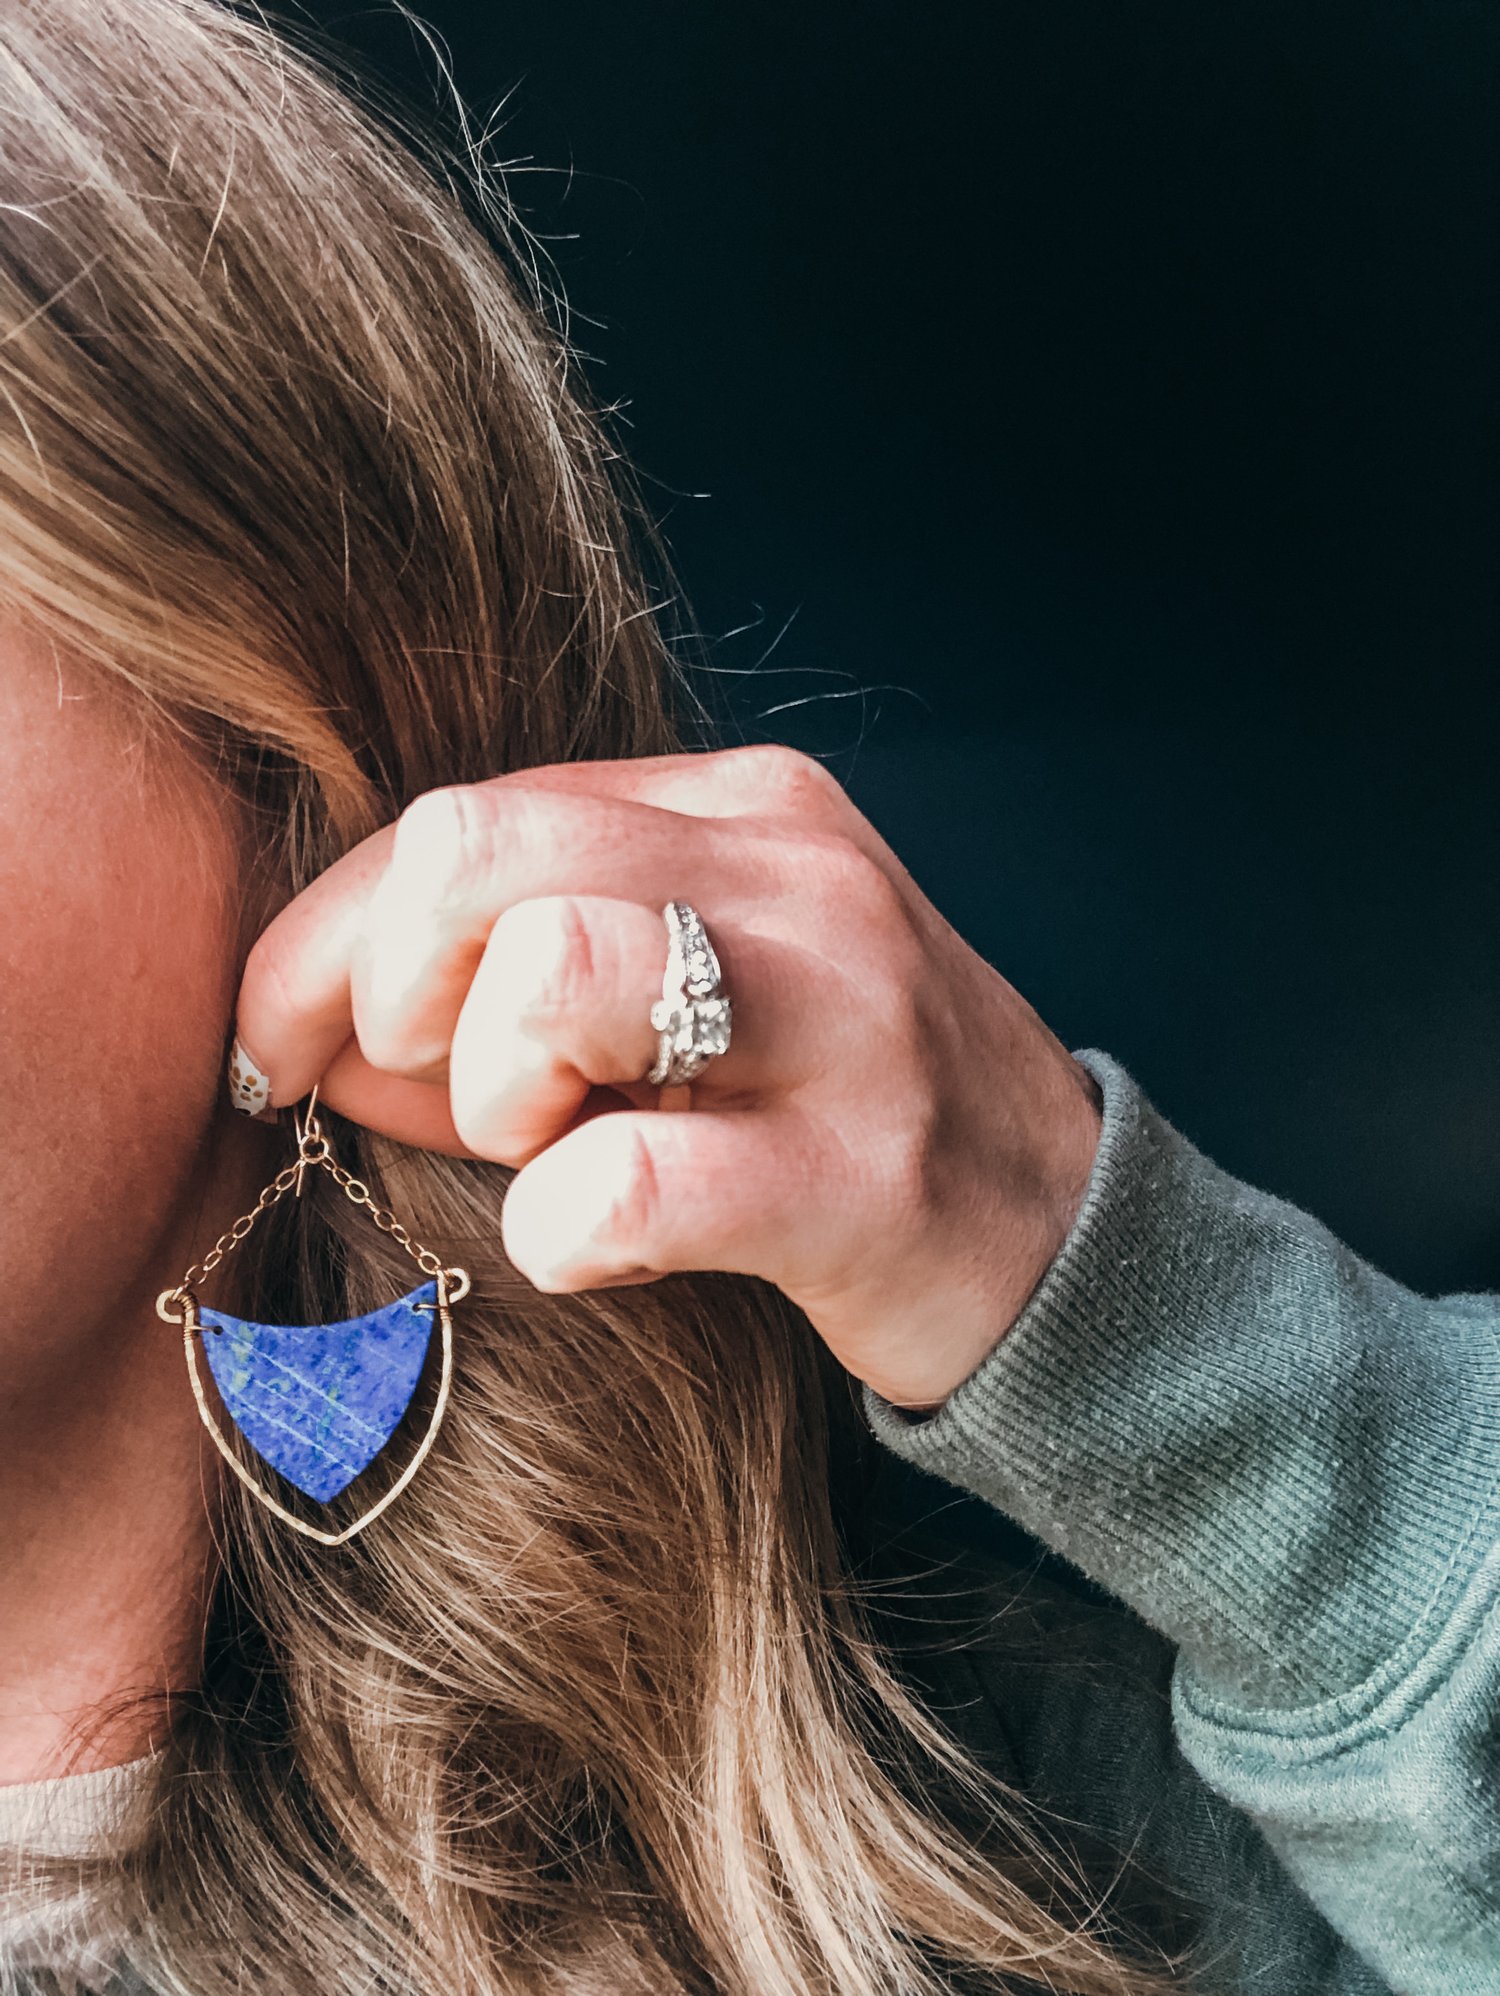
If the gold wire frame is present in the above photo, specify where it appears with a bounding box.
[178,1272,457,1548]
[157,1082,470,1548]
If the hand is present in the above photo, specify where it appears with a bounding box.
[230,746,1103,1413]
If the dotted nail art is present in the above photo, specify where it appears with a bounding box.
[228,1035,272,1116]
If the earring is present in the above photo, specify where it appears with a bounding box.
[156,1084,471,1547]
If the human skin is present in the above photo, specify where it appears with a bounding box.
[0,620,286,1784]
[0,623,1102,1787]
[236,744,1105,1418]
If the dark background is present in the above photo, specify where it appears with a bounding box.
[301,1,1498,1293]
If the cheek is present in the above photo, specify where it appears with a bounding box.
[5,798,236,1119]
[0,713,246,1363]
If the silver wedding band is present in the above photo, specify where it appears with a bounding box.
[646,900,733,1088]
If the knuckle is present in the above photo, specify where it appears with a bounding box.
[869,931,935,1079]
[357,1002,450,1079]
[887,1079,945,1218]
[811,829,905,928]
[390,783,494,905]
[449,1085,522,1168]
[356,1017,433,1079]
[593,1124,664,1259]
[721,742,848,815]
[349,964,437,1072]
[840,1043,943,1251]
[492,896,604,1030]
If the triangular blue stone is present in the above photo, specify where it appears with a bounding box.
[199,1279,439,1503]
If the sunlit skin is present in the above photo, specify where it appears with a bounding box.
[0,616,1103,1788]
[0,621,285,1785]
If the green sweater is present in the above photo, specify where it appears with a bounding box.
[5,1054,1495,1994]
[858,1049,1500,1995]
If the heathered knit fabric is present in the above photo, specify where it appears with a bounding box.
[5,1052,1496,1995]
[862,1050,1500,1996]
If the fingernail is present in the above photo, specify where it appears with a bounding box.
[227,1034,272,1117]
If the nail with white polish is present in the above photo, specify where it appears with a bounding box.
[227,1034,272,1117]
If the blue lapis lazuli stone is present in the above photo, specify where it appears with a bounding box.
[198,1279,439,1503]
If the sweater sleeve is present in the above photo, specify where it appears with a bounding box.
[860,1050,1500,1996]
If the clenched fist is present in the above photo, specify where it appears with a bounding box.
[231,745,1103,1412]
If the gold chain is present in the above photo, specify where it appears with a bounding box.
[157,1096,470,1322]
[175,1154,306,1296]
[318,1144,452,1278]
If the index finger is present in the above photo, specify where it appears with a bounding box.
[231,751,761,1127]
[230,818,396,1115]
[231,743,870,1130]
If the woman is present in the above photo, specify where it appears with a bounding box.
[0,3,1493,1993]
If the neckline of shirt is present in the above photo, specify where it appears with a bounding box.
[0,1751,162,1858]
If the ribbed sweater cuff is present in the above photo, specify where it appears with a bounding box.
[861,1050,1500,1714]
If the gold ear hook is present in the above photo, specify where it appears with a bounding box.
[292,1082,326,1199]
[293,1081,321,1147]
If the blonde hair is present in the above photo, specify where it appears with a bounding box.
[0,4,1195,1991]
